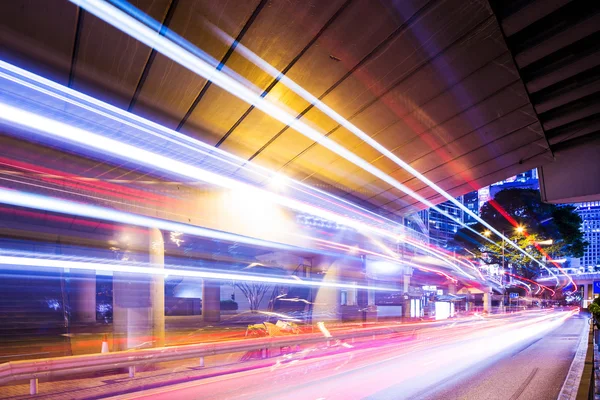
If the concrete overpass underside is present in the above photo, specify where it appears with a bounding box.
[3,0,597,218]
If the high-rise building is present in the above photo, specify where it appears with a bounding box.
[489,169,539,197]
[427,197,464,248]
[411,169,539,249]
[462,191,479,225]
[576,202,600,268]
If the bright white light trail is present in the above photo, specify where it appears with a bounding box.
[0,100,472,279]
[68,0,491,255]
[0,187,465,284]
[0,253,397,292]
[0,60,394,230]
[69,0,560,286]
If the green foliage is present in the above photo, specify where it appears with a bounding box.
[454,188,588,278]
[588,298,600,327]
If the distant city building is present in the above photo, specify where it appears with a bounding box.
[489,169,539,198]
[409,169,539,249]
[462,191,479,225]
[576,202,600,269]
[474,169,539,215]
[427,197,465,248]
[477,186,491,213]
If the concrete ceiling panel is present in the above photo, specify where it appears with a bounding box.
[131,0,261,129]
[0,0,78,85]
[71,0,172,108]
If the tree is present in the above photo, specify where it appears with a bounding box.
[236,280,272,313]
[453,188,587,279]
[234,264,287,313]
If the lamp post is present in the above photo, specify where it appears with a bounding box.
[484,229,505,282]
[483,226,526,310]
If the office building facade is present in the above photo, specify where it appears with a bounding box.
[577,202,600,269]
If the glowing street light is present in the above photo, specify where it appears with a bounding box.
[515,225,525,234]
[483,230,492,237]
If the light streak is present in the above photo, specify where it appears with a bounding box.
[0,187,298,252]
[0,100,472,280]
[69,0,498,272]
[369,236,473,280]
[0,252,397,292]
[96,0,560,286]
[0,60,396,230]
[505,271,555,296]
[306,236,458,282]
[317,322,332,338]
[204,19,565,286]
[0,102,386,240]
[0,187,456,284]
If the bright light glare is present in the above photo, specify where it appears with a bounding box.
[0,187,297,252]
[269,173,288,190]
[370,261,401,274]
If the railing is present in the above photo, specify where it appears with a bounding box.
[0,322,423,395]
[575,319,595,400]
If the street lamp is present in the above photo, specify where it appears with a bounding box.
[515,225,525,234]
[483,230,492,237]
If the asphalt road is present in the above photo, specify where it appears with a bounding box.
[105,309,585,400]
[421,311,588,400]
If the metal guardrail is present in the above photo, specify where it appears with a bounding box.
[576,320,595,400]
[0,322,423,395]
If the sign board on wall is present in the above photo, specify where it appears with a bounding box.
[594,281,600,294]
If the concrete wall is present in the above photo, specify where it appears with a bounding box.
[539,136,600,203]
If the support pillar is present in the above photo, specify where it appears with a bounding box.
[202,279,220,323]
[483,289,492,313]
[312,256,342,323]
[583,282,589,307]
[70,269,96,323]
[149,228,165,348]
[403,274,411,319]
[113,227,165,351]
[448,282,456,295]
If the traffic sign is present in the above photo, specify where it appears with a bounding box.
[593,281,600,294]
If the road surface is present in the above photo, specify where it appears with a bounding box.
[99,309,586,400]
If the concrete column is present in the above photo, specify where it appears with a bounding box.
[367,279,376,307]
[149,228,165,348]
[583,282,589,307]
[112,274,151,351]
[403,274,410,294]
[346,286,357,306]
[112,227,165,351]
[483,289,492,313]
[448,282,456,295]
[70,269,96,323]
[403,274,411,318]
[202,279,221,323]
[312,256,341,323]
